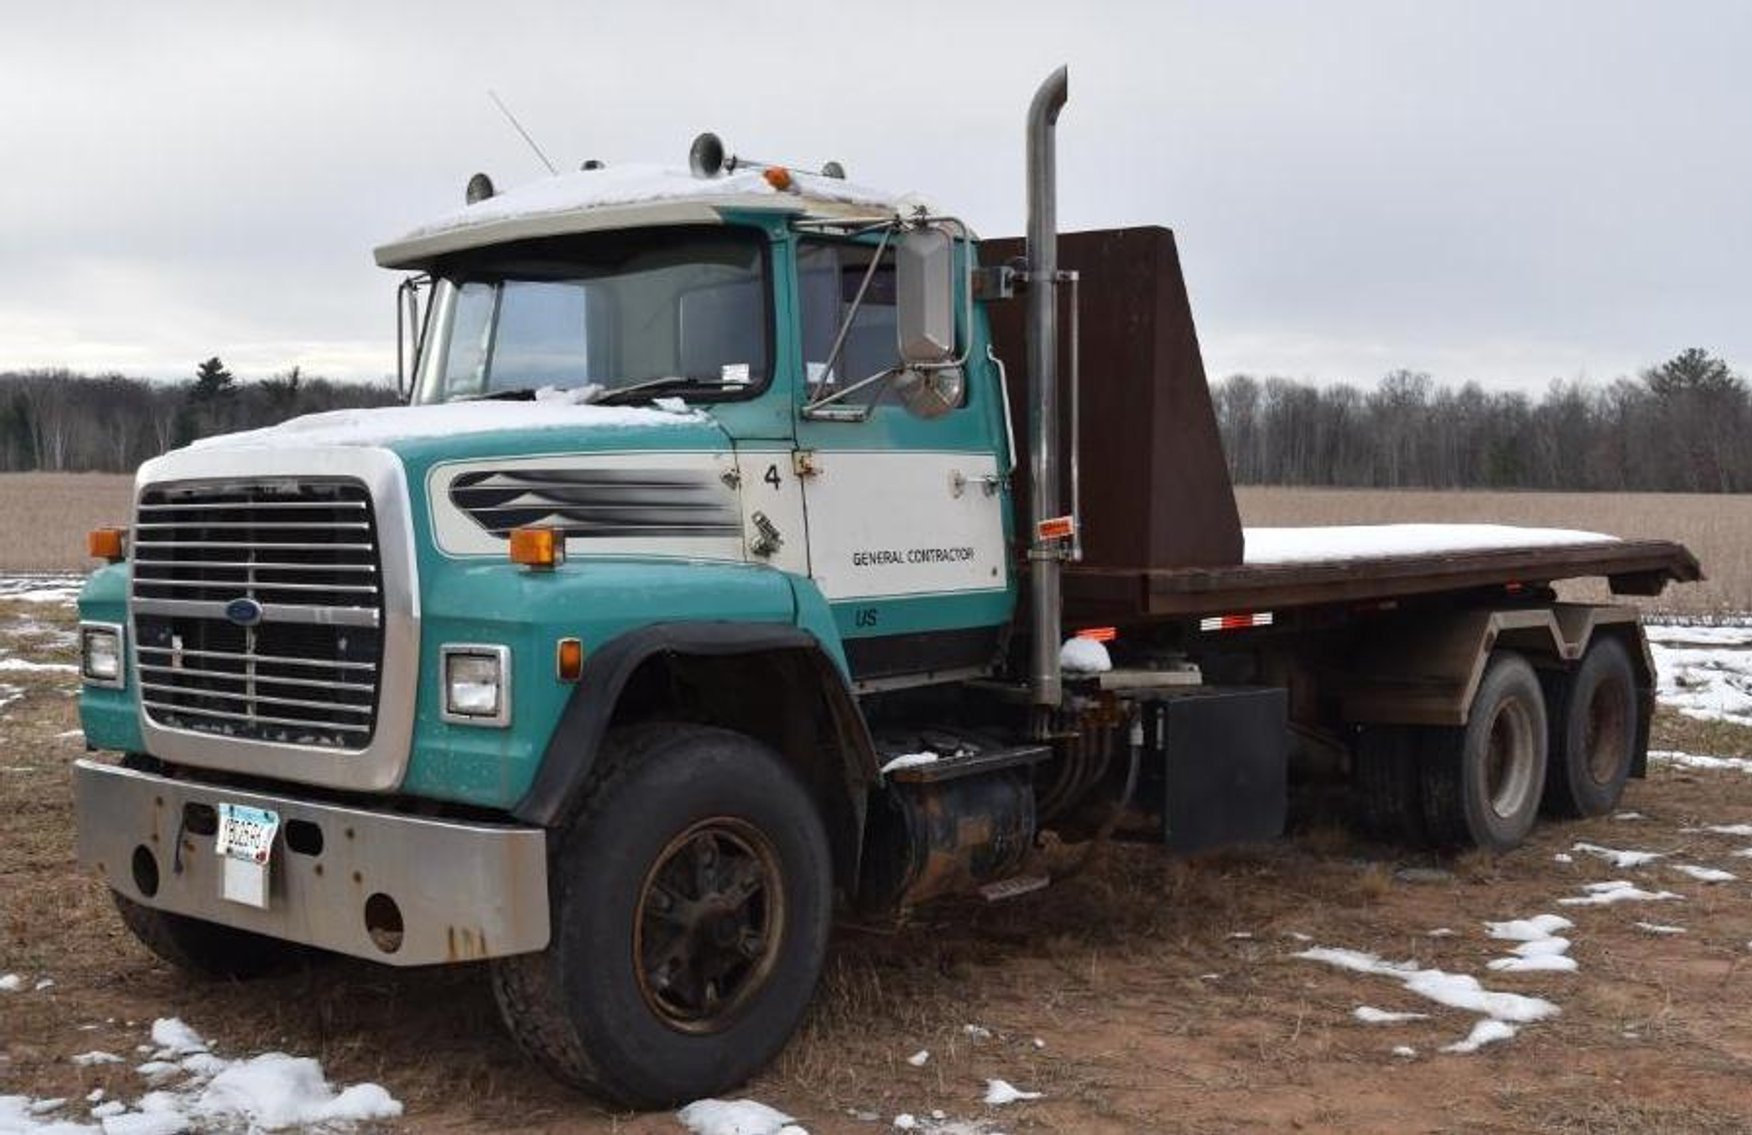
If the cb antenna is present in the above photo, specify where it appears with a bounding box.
[487,89,558,176]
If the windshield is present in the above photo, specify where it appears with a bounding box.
[412,226,770,404]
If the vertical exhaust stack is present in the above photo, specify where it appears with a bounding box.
[1026,66,1069,712]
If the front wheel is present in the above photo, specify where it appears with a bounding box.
[1420,651,1549,852]
[491,724,832,1108]
[112,892,313,980]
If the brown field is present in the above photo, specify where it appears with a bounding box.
[0,473,133,572]
[6,594,1752,1132]
[2,474,1741,615]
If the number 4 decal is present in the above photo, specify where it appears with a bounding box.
[763,464,782,490]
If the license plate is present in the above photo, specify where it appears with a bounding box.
[215,803,281,909]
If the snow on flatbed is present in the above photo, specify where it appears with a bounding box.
[1242,524,1617,565]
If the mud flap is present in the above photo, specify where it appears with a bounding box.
[1141,688,1288,854]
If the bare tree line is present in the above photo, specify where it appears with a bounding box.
[1213,349,1750,493]
[0,361,400,474]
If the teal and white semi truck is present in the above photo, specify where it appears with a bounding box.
[71,69,1699,1105]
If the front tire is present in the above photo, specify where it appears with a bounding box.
[1420,652,1549,851]
[1543,637,1639,817]
[491,724,832,1108]
[112,892,312,980]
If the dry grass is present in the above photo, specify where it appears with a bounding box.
[1238,486,1752,615]
[0,473,133,571]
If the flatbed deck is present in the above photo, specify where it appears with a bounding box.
[1062,534,1702,622]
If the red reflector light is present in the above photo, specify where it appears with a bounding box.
[1076,626,1117,642]
[1199,612,1275,632]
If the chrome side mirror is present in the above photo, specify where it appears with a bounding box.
[896,228,956,366]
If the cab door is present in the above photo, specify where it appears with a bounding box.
[793,237,1011,686]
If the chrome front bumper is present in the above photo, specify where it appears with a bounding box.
[74,760,550,966]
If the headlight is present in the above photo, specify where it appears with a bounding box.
[80,623,124,688]
[442,645,511,727]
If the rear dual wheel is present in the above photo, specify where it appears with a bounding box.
[1543,636,1639,818]
[1421,652,1548,851]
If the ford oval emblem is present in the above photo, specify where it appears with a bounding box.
[225,597,265,627]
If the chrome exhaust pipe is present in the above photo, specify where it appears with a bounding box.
[1025,66,1069,711]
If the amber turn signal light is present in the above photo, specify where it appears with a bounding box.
[556,637,584,682]
[762,166,793,191]
[87,527,127,563]
[508,526,563,570]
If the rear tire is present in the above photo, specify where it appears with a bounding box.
[1353,726,1429,844]
[491,724,832,1108]
[1543,637,1638,818]
[1420,652,1548,851]
[112,892,312,980]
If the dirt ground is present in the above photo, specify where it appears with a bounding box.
[6,593,1752,1133]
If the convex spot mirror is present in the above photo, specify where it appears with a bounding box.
[896,228,956,365]
[893,366,964,419]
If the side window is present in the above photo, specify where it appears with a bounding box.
[798,240,902,407]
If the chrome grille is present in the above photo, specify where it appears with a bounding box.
[131,479,384,749]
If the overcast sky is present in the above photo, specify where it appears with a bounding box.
[3,1,1747,391]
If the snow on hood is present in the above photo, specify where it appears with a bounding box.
[187,399,710,451]
[390,162,928,245]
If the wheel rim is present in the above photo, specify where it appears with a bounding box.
[1484,697,1538,819]
[633,817,785,1034]
[1583,677,1631,786]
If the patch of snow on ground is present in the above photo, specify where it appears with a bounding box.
[1572,842,1663,868]
[1698,823,1752,837]
[906,1050,929,1067]
[1670,864,1736,883]
[0,973,21,992]
[1353,1006,1429,1024]
[0,657,79,673]
[1612,812,1646,821]
[1652,750,1752,774]
[0,575,83,605]
[1558,880,1683,906]
[1439,1019,1518,1054]
[1635,923,1687,935]
[982,1080,1042,1105]
[1485,914,1573,942]
[1481,934,1567,978]
[1646,633,1752,727]
[27,1018,401,1133]
[1295,946,1560,1037]
[676,1099,803,1135]
[1391,1045,1417,1058]
[1644,623,1752,648]
[70,1051,122,1066]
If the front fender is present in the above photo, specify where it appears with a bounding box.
[511,620,873,829]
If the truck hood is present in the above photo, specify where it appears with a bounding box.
[179,399,724,458]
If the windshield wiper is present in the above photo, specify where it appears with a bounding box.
[452,387,539,402]
[591,376,742,406]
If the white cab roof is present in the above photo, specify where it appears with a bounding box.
[375,162,926,269]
